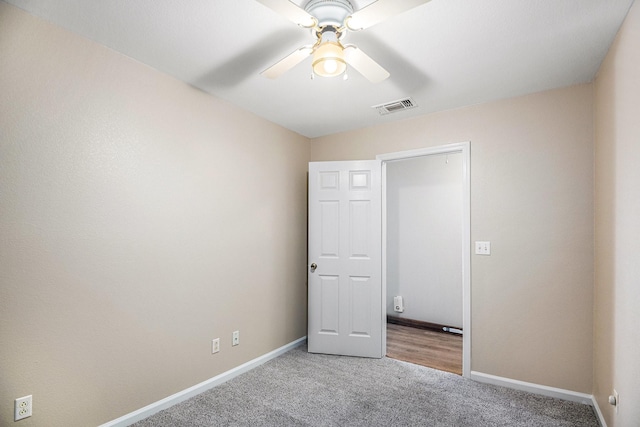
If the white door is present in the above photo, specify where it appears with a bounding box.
[308,160,383,358]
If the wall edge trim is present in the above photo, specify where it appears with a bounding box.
[470,371,594,405]
[100,336,308,427]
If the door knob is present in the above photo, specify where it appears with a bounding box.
[310,263,317,272]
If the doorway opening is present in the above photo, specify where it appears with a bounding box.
[378,143,470,377]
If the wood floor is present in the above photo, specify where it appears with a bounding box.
[386,323,463,375]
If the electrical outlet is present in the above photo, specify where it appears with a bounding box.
[212,338,220,354]
[15,395,32,421]
[232,330,240,346]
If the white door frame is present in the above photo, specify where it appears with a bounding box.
[377,142,471,378]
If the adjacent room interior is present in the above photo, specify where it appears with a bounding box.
[1,0,638,426]
[385,152,464,375]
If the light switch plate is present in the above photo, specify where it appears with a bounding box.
[475,241,491,255]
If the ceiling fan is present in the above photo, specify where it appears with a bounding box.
[256,0,431,83]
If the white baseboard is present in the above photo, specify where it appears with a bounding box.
[470,371,594,406]
[100,336,307,427]
[591,395,608,427]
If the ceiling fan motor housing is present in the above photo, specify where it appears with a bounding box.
[304,0,354,27]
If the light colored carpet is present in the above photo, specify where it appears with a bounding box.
[132,345,598,426]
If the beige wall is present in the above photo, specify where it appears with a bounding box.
[312,84,595,393]
[0,3,309,426]
[594,1,640,425]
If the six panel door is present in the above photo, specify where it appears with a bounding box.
[308,160,383,358]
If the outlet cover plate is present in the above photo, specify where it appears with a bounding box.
[15,395,32,421]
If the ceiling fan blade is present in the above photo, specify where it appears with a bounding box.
[343,45,390,83]
[261,46,314,79]
[255,0,317,28]
[346,0,431,31]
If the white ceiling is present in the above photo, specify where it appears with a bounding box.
[5,0,634,138]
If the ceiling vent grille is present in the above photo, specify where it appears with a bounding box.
[373,97,418,115]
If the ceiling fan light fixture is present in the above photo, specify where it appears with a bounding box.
[312,41,346,77]
[259,0,416,82]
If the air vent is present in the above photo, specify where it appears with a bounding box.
[373,97,418,115]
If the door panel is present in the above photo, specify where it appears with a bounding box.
[319,201,340,257]
[319,275,340,334]
[308,160,382,358]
